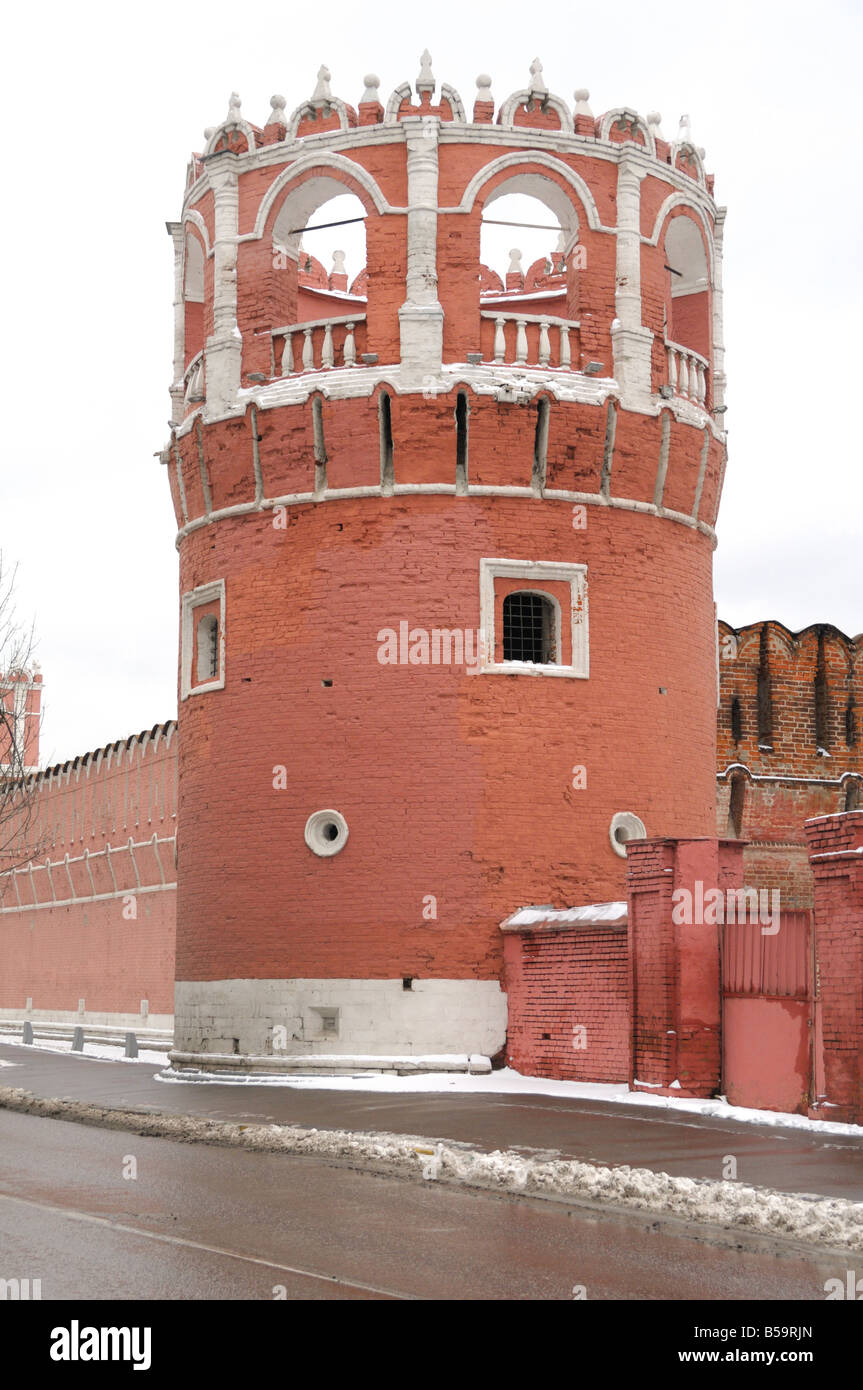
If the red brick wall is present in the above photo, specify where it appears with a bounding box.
[627,837,745,1097]
[502,925,629,1081]
[805,810,863,1124]
[0,725,177,1019]
[717,621,862,908]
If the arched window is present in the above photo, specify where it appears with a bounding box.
[664,215,710,359]
[502,592,556,664]
[184,233,205,365]
[196,614,219,684]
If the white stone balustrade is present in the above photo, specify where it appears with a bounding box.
[480,312,579,370]
[274,315,368,376]
[665,339,709,407]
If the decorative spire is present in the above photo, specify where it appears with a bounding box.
[677,113,692,145]
[416,49,435,94]
[227,92,242,123]
[528,58,547,99]
[361,73,381,103]
[266,94,287,128]
[311,65,333,106]
[476,73,493,104]
[647,110,664,140]
[573,87,593,117]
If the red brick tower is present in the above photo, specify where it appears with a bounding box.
[163,58,728,1071]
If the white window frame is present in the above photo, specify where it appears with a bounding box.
[478,558,589,678]
[181,579,226,700]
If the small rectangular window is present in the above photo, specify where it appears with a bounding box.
[181,580,225,699]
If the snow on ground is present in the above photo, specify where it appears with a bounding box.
[0,1037,167,1066]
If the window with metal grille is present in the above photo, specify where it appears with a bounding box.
[502,592,555,664]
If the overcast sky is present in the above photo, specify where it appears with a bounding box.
[2,0,860,765]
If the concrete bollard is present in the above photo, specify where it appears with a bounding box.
[124,1032,138,1058]
[22,1022,34,1045]
[71,1027,84,1052]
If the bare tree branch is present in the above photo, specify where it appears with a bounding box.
[0,554,46,889]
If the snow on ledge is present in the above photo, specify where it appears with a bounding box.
[501,901,628,931]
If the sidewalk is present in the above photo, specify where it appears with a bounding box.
[2,1041,862,1202]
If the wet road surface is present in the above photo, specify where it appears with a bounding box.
[1,1043,861,1202]
[0,1109,852,1300]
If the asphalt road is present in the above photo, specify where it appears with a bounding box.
[0,1109,850,1301]
[2,1043,862,1201]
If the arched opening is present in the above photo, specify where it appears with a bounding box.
[844,779,861,813]
[271,181,368,374]
[195,614,219,685]
[663,215,710,359]
[183,233,205,367]
[502,591,557,665]
[477,175,582,369]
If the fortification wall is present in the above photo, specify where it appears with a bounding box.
[717,621,862,907]
[0,723,177,1028]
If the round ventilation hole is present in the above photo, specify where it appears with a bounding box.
[609,811,647,858]
[305,809,349,857]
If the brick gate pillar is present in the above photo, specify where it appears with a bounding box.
[626,837,744,1098]
[805,810,863,1125]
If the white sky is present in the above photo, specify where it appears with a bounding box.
[2,0,861,764]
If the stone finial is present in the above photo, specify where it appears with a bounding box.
[312,65,333,105]
[573,87,593,117]
[697,146,706,160]
[331,250,347,275]
[361,73,381,102]
[508,248,524,274]
[266,94,287,128]
[417,49,435,94]
[678,112,692,144]
[476,73,493,103]
[528,58,547,97]
[227,92,242,122]
[647,110,664,139]
[203,126,215,141]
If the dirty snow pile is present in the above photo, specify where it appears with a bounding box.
[1,1084,861,1253]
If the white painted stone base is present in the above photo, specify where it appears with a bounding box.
[172,977,508,1068]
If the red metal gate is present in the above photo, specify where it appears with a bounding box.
[721,909,815,1114]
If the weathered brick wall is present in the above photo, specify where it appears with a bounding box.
[502,924,629,1081]
[717,621,862,908]
[805,810,863,1124]
[627,837,744,1097]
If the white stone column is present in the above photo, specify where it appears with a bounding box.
[398,117,444,384]
[204,155,242,418]
[711,207,727,414]
[167,221,186,426]
[610,156,654,409]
